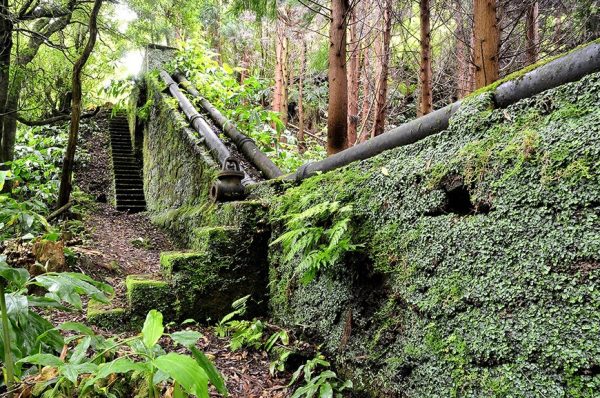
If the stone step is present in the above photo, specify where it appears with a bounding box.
[113,165,140,171]
[115,190,144,195]
[114,178,143,184]
[125,275,174,316]
[115,183,144,189]
[190,226,242,253]
[116,195,146,202]
[109,118,146,213]
[111,155,137,161]
[114,168,140,174]
[112,151,135,157]
[113,162,140,168]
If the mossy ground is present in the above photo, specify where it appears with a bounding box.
[263,72,600,397]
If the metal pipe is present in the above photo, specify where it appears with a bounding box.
[493,42,600,107]
[172,72,284,180]
[159,70,231,166]
[288,41,600,181]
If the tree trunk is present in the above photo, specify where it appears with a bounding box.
[455,0,471,98]
[525,1,539,65]
[358,45,372,143]
[0,0,12,165]
[473,0,499,88]
[347,7,360,146]
[327,0,350,155]
[298,39,306,154]
[419,0,433,115]
[57,0,103,207]
[1,71,23,168]
[2,7,76,174]
[273,10,289,128]
[371,0,392,137]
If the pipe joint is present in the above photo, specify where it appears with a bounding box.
[210,157,246,202]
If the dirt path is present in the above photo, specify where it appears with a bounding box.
[72,113,293,397]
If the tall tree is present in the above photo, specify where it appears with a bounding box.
[297,38,307,153]
[327,0,350,154]
[272,8,290,127]
[371,0,392,137]
[358,45,373,143]
[454,0,471,98]
[525,1,539,65]
[419,0,433,115]
[57,0,103,207]
[0,0,79,173]
[347,7,360,146]
[473,0,499,88]
[0,0,11,165]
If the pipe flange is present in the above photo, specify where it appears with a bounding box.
[210,157,246,202]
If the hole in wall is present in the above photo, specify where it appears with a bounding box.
[426,174,492,216]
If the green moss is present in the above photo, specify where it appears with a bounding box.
[261,71,600,396]
[160,248,268,322]
[190,226,239,252]
[160,251,207,275]
[125,275,175,318]
[140,73,218,220]
[87,299,130,330]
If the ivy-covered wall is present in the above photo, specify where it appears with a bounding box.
[259,72,600,397]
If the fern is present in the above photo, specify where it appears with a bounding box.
[271,201,359,284]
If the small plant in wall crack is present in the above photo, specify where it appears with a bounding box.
[271,201,360,284]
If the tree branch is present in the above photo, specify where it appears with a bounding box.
[16,107,100,126]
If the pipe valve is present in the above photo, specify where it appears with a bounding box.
[210,157,246,202]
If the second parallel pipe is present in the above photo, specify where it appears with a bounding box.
[172,72,284,180]
[159,70,231,166]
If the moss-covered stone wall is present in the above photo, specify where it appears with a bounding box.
[259,72,600,397]
[129,49,600,396]
[138,74,218,224]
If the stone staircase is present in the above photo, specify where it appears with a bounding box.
[109,116,146,212]
[87,201,270,329]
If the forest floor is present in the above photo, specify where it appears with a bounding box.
[57,113,292,397]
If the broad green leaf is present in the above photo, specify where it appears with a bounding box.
[0,262,29,286]
[60,362,98,384]
[6,293,28,325]
[319,382,333,398]
[70,336,92,364]
[95,357,148,378]
[173,382,186,398]
[153,368,170,385]
[170,330,202,348]
[18,353,63,367]
[27,296,69,310]
[59,321,95,336]
[153,353,209,398]
[191,346,228,396]
[142,310,164,348]
[0,170,10,191]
